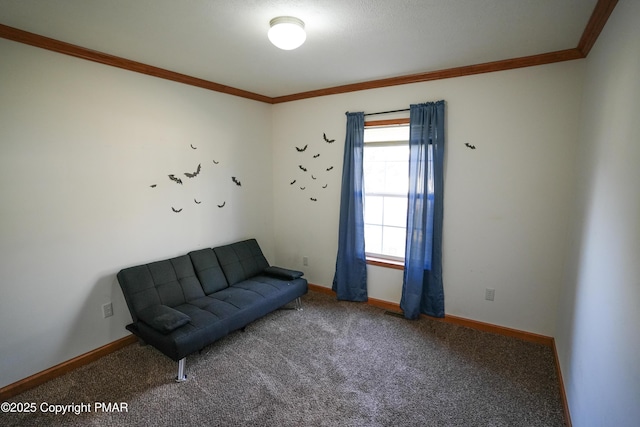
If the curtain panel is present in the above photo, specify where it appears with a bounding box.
[400,101,446,319]
[332,112,368,301]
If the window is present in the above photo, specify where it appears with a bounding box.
[363,123,410,262]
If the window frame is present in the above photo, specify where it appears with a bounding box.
[363,117,410,270]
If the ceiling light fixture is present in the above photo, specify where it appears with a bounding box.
[268,16,306,50]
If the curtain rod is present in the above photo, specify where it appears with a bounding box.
[364,108,409,117]
[346,108,410,117]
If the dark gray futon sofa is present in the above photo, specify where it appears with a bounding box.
[117,238,307,381]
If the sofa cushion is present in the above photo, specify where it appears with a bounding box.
[263,266,304,280]
[213,239,270,286]
[117,265,162,322]
[147,255,205,306]
[129,305,230,361]
[117,255,205,322]
[138,305,191,334]
[189,248,229,294]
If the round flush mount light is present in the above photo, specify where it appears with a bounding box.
[268,16,306,50]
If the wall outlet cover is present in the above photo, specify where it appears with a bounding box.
[102,302,114,318]
[485,288,495,301]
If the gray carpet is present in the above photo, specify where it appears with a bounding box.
[3,291,565,426]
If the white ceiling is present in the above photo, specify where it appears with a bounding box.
[0,0,598,98]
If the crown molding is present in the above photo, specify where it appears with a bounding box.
[271,49,583,103]
[0,23,272,104]
[578,0,618,56]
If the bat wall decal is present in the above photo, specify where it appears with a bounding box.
[323,133,335,143]
[300,186,306,190]
[296,144,308,152]
[232,177,242,186]
[290,180,296,185]
[194,199,202,204]
[217,201,226,208]
[465,143,476,149]
[150,184,157,188]
[172,207,182,213]
[310,197,318,201]
[168,174,183,185]
[322,184,328,188]
[184,163,201,178]
[311,175,317,180]
[298,165,307,172]
[313,153,320,158]
[190,144,197,149]
[213,160,220,164]
[326,166,334,171]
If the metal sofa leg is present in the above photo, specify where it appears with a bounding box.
[176,358,187,382]
[295,297,303,311]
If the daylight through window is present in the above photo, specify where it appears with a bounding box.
[363,124,410,261]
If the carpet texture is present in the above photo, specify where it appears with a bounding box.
[3,291,565,426]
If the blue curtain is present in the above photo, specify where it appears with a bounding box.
[401,101,445,319]
[332,112,367,301]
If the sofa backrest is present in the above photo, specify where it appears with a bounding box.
[213,239,270,286]
[188,248,229,294]
[117,254,205,322]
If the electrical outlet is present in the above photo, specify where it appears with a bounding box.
[102,302,113,318]
[303,256,309,266]
[485,288,495,301]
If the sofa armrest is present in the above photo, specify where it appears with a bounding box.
[138,305,191,334]
[263,266,304,280]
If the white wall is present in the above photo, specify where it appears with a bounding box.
[272,60,584,336]
[555,0,640,425]
[0,39,274,388]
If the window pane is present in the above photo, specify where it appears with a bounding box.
[363,124,409,260]
[382,226,406,258]
[364,126,410,143]
[363,158,386,194]
[364,195,383,225]
[364,145,390,161]
[383,145,409,162]
[364,224,382,255]
[383,196,407,227]
[363,145,408,196]
[384,160,408,194]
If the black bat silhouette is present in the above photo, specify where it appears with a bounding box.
[190,144,197,150]
[322,184,328,188]
[310,197,318,201]
[296,144,308,152]
[298,165,307,172]
[313,153,320,158]
[232,177,242,186]
[213,160,220,164]
[185,163,201,178]
[323,133,335,143]
[194,199,201,204]
[326,166,334,171]
[150,184,157,188]
[217,201,226,208]
[465,143,476,150]
[172,207,182,213]
[168,174,183,185]
[311,175,317,180]
[300,187,306,190]
[290,180,296,185]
